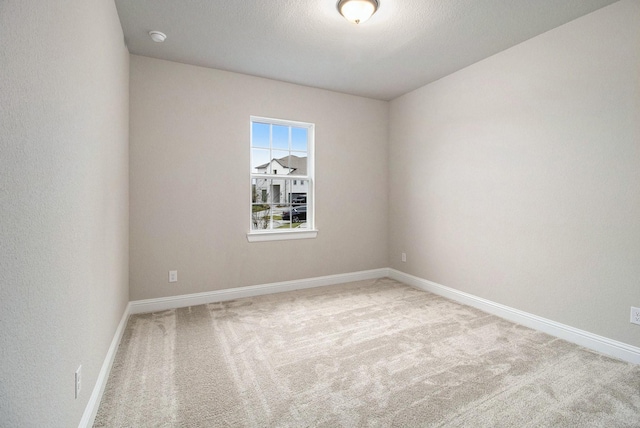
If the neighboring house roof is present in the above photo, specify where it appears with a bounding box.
[256,155,307,175]
[256,158,286,170]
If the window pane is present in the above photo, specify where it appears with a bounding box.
[252,148,270,172]
[272,151,289,173]
[272,125,289,150]
[289,204,307,226]
[251,176,270,230]
[251,206,269,230]
[283,179,293,204]
[252,178,268,203]
[291,127,308,151]
[287,154,307,176]
[280,187,306,228]
[252,179,279,230]
[277,181,293,230]
[252,122,270,148]
[291,180,308,205]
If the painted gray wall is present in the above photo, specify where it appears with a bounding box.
[389,0,640,347]
[0,0,129,426]
[129,56,389,301]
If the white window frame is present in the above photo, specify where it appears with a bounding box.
[247,116,317,242]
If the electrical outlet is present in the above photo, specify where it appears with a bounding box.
[169,270,178,283]
[401,252,406,263]
[631,307,640,326]
[75,365,81,399]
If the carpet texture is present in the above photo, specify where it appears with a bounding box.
[94,278,640,427]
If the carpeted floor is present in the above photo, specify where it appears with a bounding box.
[94,278,640,427]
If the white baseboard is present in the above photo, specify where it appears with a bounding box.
[388,269,640,365]
[129,268,389,314]
[78,302,131,428]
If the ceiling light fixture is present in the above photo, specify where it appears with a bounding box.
[148,31,166,43]
[337,0,379,24]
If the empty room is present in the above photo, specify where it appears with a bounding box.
[1,0,639,426]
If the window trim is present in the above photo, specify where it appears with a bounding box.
[247,229,318,242]
[247,116,316,242]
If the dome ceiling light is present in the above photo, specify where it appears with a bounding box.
[337,0,379,25]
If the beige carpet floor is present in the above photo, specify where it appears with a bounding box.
[94,278,640,427]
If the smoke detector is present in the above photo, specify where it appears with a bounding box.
[148,31,166,43]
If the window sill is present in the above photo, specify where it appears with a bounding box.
[246,229,318,242]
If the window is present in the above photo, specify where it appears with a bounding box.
[248,116,316,242]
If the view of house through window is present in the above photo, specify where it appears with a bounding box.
[250,117,314,232]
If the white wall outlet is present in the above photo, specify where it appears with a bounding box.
[631,307,640,326]
[169,270,178,283]
[401,252,406,263]
[75,365,81,399]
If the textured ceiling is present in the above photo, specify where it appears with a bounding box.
[115,0,619,100]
